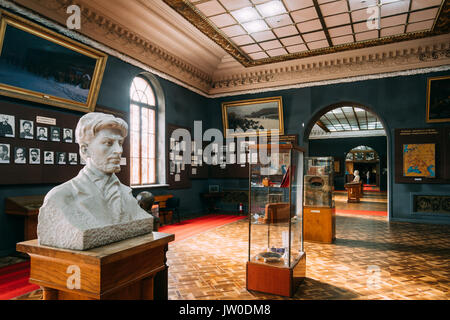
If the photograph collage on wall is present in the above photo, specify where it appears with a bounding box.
[0,113,80,165]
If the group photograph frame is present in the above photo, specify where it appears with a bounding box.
[221,96,284,138]
[0,10,108,113]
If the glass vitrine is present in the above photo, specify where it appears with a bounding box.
[304,156,334,208]
[246,144,305,297]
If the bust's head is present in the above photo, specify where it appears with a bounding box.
[354,170,359,176]
[76,112,128,174]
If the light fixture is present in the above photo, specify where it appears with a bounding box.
[242,20,269,33]
[231,7,260,24]
[256,1,286,18]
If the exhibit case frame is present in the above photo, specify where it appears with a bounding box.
[303,156,336,243]
[246,143,306,297]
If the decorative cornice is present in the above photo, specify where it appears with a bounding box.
[11,0,214,93]
[4,0,450,99]
[210,35,450,95]
[163,0,450,68]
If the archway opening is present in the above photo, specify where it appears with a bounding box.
[305,102,389,219]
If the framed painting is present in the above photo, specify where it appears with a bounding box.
[222,96,284,137]
[0,11,107,113]
[426,75,450,123]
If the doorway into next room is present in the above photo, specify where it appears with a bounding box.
[306,103,388,218]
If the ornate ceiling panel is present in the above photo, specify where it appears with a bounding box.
[164,0,450,67]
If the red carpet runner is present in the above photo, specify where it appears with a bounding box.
[0,214,246,300]
[0,261,39,300]
[335,209,387,217]
[159,214,246,243]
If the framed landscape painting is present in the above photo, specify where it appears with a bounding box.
[426,75,450,123]
[222,96,284,137]
[0,11,107,113]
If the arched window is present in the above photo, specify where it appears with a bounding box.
[130,76,157,185]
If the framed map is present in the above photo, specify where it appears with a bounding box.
[403,144,435,178]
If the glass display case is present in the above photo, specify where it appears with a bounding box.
[246,144,306,297]
[303,157,336,244]
[304,157,334,208]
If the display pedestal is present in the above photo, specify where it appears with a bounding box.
[246,252,306,297]
[16,232,174,300]
[304,206,336,243]
[345,183,362,203]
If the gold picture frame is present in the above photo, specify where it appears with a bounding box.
[222,96,284,137]
[0,10,107,113]
[426,75,450,123]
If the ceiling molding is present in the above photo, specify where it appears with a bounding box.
[210,34,450,95]
[6,0,450,98]
[11,0,215,94]
[163,0,450,68]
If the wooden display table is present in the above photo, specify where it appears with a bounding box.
[16,232,174,300]
[5,195,45,240]
[304,206,336,243]
[344,183,362,203]
[247,252,306,297]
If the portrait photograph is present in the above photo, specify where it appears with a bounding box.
[63,128,73,143]
[36,126,48,141]
[0,114,15,137]
[0,143,10,163]
[50,126,60,142]
[56,151,66,164]
[14,146,27,164]
[19,119,34,139]
[68,152,78,165]
[29,148,41,164]
[44,151,54,164]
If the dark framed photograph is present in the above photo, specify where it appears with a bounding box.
[56,151,66,165]
[19,119,34,139]
[63,128,73,143]
[50,126,60,142]
[0,113,15,137]
[44,151,54,165]
[36,126,48,141]
[14,146,27,164]
[68,152,78,165]
[29,148,40,164]
[0,11,107,113]
[0,143,10,163]
[222,96,284,137]
[426,75,450,123]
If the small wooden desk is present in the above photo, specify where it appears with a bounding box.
[16,232,174,300]
[5,195,45,240]
[154,195,174,224]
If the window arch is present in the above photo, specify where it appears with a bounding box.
[130,75,157,185]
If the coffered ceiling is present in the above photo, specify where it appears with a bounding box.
[9,0,450,96]
[166,0,447,66]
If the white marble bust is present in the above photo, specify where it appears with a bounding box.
[37,112,153,250]
[352,170,361,183]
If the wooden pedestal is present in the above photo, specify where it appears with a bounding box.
[345,183,362,203]
[16,232,174,300]
[304,206,336,243]
[246,252,306,297]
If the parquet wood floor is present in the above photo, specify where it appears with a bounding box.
[166,215,449,300]
[12,204,450,300]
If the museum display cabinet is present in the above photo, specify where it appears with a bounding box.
[303,157,336,243]
[246,144,306,297]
